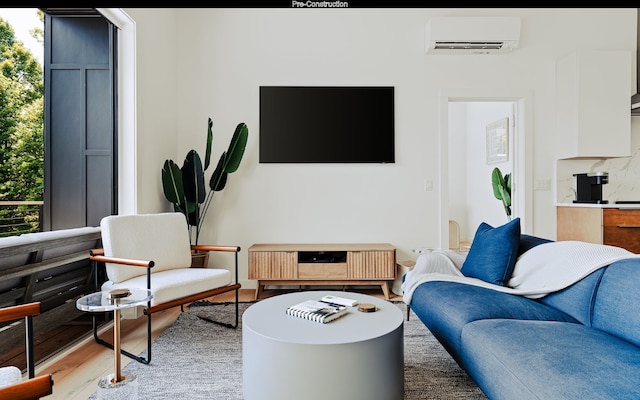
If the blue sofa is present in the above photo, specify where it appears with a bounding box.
[407,223,640,399]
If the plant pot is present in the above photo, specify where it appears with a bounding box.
[190,250,209,268]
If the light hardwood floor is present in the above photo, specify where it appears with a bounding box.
[37,288,401,399]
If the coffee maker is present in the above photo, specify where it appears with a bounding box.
[573,172,608,204]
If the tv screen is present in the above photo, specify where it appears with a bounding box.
[259,86,395,163]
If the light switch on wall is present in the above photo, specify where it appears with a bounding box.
[534,179,551,191]
[424,179,433,191]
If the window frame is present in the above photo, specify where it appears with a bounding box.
[96,8,137,215]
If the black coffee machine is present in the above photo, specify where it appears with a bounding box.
[573,172,608,204]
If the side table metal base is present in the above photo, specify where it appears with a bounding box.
[76,288,152,399]
[96,371,138,400]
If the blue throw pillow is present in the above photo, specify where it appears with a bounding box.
[518,234,553,257]
[461,218,521,286]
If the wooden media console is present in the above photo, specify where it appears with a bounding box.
[248,243,396,300]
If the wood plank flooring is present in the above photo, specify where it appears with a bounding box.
[30,288,401,400]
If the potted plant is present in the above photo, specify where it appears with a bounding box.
[161,117,248,264]
[491,167,512,221]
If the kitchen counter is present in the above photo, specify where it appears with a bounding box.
[557,203,640,209]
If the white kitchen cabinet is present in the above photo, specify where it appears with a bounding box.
[556,50,632,159]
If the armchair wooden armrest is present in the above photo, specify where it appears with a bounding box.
[0,374,53,400]
[189,245,241,282]
[191,245,241,253]
[0,302,40,380]
[89,248,155,268]
[0,302,40,323]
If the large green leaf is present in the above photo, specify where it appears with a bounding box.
[502,173,512,207]
[184,199,199,226]
[491,168,506,200]
[210,152,229,192]
[498,186,511,208]
[204,117,213,171]
[208,122,247,192]
[222,123,248,173]
[161,159,184,205]
[501,191,512,218]
[182,150,206,204]
[492,167,512,219]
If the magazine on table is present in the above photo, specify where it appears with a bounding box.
[285,299,349,323]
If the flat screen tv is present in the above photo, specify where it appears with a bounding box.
[259,86,395,163]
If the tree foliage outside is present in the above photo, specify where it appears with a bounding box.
[0,13,44,236]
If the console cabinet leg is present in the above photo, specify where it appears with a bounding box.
[381,282,391,300]
[254,282,264,300]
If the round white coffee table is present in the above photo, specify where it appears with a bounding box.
[242,291,404,400]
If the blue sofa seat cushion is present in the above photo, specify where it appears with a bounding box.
[461,218,521,286]
[410,280,578,367]
[461,319,640,400]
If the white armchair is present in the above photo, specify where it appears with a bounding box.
[89,212,241,364]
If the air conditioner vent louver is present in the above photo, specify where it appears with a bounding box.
[434,41,505,50]
[425,17,521,55]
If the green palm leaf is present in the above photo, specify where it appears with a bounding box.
[161,160,184,205]
[223,123,248,173]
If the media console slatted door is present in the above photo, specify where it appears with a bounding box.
[248,243,396,300]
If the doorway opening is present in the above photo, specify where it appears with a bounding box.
[438,89,533,249]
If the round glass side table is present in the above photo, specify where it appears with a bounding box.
[77,288,152,400]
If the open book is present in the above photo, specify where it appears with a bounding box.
[285,299,348,323]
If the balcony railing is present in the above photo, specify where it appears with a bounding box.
[0,201,43,237]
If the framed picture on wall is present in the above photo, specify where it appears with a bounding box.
[486,117,509,164]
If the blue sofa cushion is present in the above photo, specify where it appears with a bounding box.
[517,234,552,257]
[461,319,640,400]
[593,259,640,347]
[537,268,605,326]
[461,218,521,286]
[409,280,578,367]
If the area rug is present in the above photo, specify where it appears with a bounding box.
[89,301,487,399]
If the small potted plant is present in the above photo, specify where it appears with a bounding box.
[161,117,248,265]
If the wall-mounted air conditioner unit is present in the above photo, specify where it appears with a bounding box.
[425,16,521,55]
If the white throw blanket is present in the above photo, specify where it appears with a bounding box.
[402,241,640,304]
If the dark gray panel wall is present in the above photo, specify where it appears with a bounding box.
[50,69,84,229]
[44,13,115,231]
[49,17,110,65]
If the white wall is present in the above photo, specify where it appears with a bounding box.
[125,9,180,214]
[124,8,637,288]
